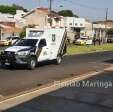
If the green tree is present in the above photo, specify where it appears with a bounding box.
[12,4,28,12]
[0,4,28,15]
[19,27,26,38]
[107,28,113,36]
[58,10,78,17]
[0,5,16,15]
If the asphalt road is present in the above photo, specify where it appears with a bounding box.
[6,70,113,112]
[0,51,113,98]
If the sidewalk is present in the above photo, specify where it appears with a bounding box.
[5,70,113,112]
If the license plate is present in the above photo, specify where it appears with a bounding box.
[5,60,10,65]
[5,62,10,65]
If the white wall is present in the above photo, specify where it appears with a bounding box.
[0,13,15,22]
[84,21,93,38]
[14,10,26,20]
[64,17,85,28]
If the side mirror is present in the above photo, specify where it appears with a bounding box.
[38,44,44,48]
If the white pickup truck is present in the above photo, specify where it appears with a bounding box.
[0,27,67,69]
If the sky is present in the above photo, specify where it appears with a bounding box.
[0,0,113,21]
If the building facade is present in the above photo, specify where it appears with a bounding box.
[22,8,63,28]
[0,10,25,40]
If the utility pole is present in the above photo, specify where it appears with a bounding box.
[49,0,52,26]
[49,0,52,12]
[105,8,108,22]
[0,27,2,40]
[105,8,108,41]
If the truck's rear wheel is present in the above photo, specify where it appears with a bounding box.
[55,55,62,65]
[28,57,37,70]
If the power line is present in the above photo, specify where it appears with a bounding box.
[58,0,105,12]
[46,0,109,21]
[55,0,107,20]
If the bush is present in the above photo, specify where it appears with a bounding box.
[19,29,26,38]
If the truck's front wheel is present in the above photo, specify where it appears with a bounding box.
[0,61,5,68]
[28,57,37,70]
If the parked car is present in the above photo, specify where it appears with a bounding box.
[107,37,113,43]
[75,36,92,45]
[0,37,20,46]
[0,40,11,46]
[6,36,20,45]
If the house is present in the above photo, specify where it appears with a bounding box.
[0,13,15,27]
[92,21,112,41]
[22,8,63,28]
[14,10,27,20]
[95,20,113,28]
[84,20,94,38]
[0,14,21,40]
[93,20,113,39]
[14,10,27,28]
[0,10,26,40]
[0,10,27,28]
[63,17,110,40]
[63,17,85,40]
[0,24,22,40]
[64,17,85,29]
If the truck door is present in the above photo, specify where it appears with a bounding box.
[37,39,50,62]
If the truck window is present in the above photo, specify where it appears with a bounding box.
[38,39,47,48]
[28,31,44,37]
[15,39,38,47]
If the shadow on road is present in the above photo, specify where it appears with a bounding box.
[0,61,55,71]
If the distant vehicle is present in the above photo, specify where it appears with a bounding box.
[107,37,113,43]
[0,40,10,46]
[0,36,20,46]
[75,36,92,45]
[0,28,67,69]
[6,36,20,45]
